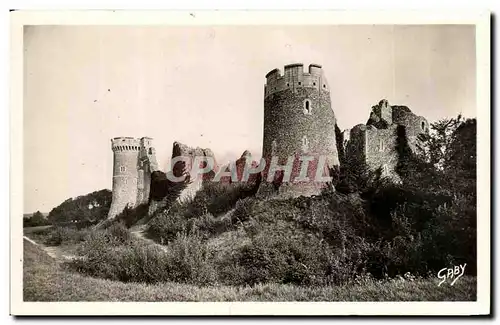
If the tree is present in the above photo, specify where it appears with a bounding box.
[47,189,112,225]
[444,118,476,179]
[23,211,50,227]
[426,114,464,170]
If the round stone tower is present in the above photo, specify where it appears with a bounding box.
[258,63,340,197]
[108,137,141,219]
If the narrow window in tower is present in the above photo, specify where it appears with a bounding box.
[379,139,385,152]
[149,148,153,155]
[303,99,312,115]
[301,135,309,153]
[120,166,126,172]
[421,121,425,130]
[298,82,301,86]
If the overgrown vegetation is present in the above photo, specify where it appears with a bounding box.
[23,211,50,228]
[23,239,477,301]
[136,116,475,286]
[28,116,476,292]
[147,182,258,242]
[114,203,150,228]
[44,227,90,246]
[47,189,112,225]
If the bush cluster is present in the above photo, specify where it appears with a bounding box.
[70,225,216,285]
[72,179,476,286]
[115,203,149,228]
[23,211,50,228]
[44,227,90,246]
[147,182,255,243]
[47,189,111,225]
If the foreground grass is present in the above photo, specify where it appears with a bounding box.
[23,239,476,302]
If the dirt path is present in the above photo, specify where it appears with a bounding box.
[23,235,78,261]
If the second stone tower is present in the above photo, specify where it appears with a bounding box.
[258,63,340,197]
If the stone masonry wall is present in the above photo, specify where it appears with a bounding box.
[365,125,400,181]
[343,100,429,182]
[108,137,141,219]
[108,136,158,219]
[259,63,340,198]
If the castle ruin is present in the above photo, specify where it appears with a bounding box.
[107,137,159,219]
[107,64,430,218]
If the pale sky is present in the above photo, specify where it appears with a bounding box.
[23,25,476,213]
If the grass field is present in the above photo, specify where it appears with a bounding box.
[23,239,476,302]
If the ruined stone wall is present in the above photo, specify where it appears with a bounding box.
[345,124,367,166]
[343,100,429,182]
[365,125,400,180]
[392,106,429,154]
[368,99,393,128]
[259,63,340,198]
[136,137,159,205]
[170,141,218,201]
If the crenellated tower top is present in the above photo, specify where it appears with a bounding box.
[111,137,141,152]
[264,63,330,98]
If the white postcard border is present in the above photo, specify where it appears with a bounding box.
[10,10,491,316]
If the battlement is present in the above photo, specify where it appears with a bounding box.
[264,63,329,98]
[111,137,141,152]
[140,137,154,148]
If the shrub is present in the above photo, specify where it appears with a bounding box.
[229,197,256,225]
[104,222,132,244]
[146,182,257,243]
[216,225,367,286]
[44,227,89,246]
[147,212,189,244]
[23,211,50,228]
[164,232,218,284]
[115,203,149,228]
[71,228,216,285]
[189,213,232,239]
[72,238,168,283]
[184,182,258,219]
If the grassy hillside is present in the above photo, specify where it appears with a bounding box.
[23,239,476,302]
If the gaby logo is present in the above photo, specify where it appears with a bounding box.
[437,263,466,286]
